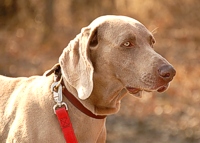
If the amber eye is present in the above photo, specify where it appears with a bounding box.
[123,42,132,47]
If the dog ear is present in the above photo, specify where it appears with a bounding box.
[59,27,98,100]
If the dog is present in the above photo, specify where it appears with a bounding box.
[0,15,176,143]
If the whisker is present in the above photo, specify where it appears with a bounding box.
[151,27,159,35]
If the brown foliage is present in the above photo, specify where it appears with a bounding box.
[0,0,200,142]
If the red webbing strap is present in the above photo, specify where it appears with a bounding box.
[55,107,78,143]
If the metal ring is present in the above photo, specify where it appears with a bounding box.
[53,102,68,114]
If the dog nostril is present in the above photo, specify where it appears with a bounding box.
[162,72,170,78]
[158,65,176,81]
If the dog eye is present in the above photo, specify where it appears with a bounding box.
[123,41,133,47]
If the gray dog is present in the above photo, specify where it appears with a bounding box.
[0,15,176,143]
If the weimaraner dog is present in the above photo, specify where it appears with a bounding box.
[0,15,176,143]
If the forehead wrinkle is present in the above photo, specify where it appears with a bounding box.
[98,19,152,48]
[102,24,138,46]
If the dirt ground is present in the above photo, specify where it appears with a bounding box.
[0,0,200,143]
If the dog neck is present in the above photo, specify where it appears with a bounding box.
[47,64,127,116]
[62,84,106,119]
[61,70,127,116]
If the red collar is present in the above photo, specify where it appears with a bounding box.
[62,86,107,119]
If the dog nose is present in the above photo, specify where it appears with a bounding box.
[158,65,176,82]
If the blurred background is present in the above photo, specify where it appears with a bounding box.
[0,0,200,142]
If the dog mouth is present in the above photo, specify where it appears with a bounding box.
[126,87,142,94]
[126,83,169,97]
[156,83,169,92]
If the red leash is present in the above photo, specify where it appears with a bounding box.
[55,107,78,143]
[49,64,106,143]
[51,82,78,143]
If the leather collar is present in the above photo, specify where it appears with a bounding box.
[62,85,106,119]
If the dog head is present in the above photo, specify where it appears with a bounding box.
[59,15,176,113]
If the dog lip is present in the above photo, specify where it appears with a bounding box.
[157,83,169,92]
[126,87,141,94]
[126,83,169,94]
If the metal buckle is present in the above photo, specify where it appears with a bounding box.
[51,81,68,114]
[51,82,63,104]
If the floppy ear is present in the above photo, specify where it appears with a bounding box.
[59,26,98,100]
